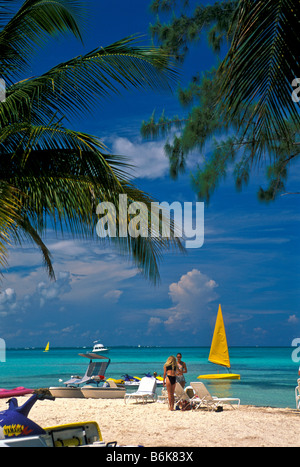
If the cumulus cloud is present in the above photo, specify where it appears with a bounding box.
[37,271,72,308]
[147,269,218,334]
[109,137,170,179]
[288,314,299,324]
[0,288,17,316]
[103,289,123,303]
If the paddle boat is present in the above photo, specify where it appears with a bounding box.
[49,353,125,399]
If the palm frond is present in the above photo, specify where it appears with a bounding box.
[0,0,84,79]
[0,2,184,284]
[0,119,184,284]
[0,35,177,127]
[12,214,55,280]
[0,181,22,271]
[0,0,14,29]
[219,0,300,158]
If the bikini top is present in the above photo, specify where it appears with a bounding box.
[165,364,176,371]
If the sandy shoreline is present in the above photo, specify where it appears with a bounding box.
[0,396,299,447]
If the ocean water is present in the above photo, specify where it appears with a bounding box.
[0,347,298,409]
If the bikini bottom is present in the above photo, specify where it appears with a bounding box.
[167,375,176,385]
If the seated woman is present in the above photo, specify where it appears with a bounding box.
[163,356,177,411]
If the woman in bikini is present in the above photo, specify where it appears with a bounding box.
[176,353,187,388]
[163,355,177,411]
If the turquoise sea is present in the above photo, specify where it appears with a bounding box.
[0,347,298,409]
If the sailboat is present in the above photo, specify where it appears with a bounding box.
[198,305,240,380]
[43,342,50,353]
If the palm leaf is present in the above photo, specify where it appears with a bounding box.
[0,181,22,271]
[0,120,184,284]
[0,35,177,128]
[11,214,55,280]
[218,0,300,158]
[0,1,183,284]
[0,0,84,79]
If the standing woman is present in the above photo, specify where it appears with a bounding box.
[163,356,177,411]
[176,353,187,388]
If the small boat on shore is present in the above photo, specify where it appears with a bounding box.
[49,353,124,399]
[0,387,34,399]
[81,385,125,399]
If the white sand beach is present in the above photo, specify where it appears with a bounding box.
[1,397,298,447]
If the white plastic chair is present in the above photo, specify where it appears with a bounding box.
[174,383,194,409]
[124,377,157,404]
[190,381,240,410]
[295,384,300,410]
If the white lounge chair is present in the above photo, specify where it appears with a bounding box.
[124,377,157,404]
[174,383,194,410]
[295,384,300,410]
[157,388,168,403]
[190,381,240,410]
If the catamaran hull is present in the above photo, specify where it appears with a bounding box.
[49,387,85,398]
[80,387,126,399]
[198,374,241,380]
[49,386,126,399]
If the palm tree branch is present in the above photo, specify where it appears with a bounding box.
[1,35,178,126]
[0,0,84,79]
[218,0,300,158]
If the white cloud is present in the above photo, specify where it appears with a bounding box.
[37,271,72,308]
[0,288,17,316]
[147,269,218,334]
[288,314,299,324]
[103,289,123,303]
[109,137,170,179]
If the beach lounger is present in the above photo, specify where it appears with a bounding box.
[190,381,240,411]
[174,383,194,410]
[124,377,157,404]
[157,388,168,403]
[295,384,300,410]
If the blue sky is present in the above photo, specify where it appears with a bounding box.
[0,0,299,348]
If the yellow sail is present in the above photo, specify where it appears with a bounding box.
[208,305,230,368]
[44,342,50,353]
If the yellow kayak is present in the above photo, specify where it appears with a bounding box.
[198,374,241,380]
